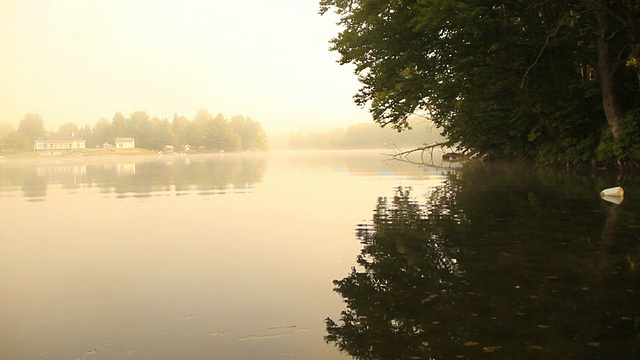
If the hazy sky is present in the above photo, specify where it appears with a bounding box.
[0,0,371,134]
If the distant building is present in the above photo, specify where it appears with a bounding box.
[34,133,86,156]
[115,137,135,149]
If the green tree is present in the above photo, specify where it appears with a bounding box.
[585,0,640,141]
[172,113,190,147]
[78,124,94,147]
[111,112,129,138]
[92,118,112,147]
[129,111,151,148]
[17,113,45,147]
[0,123,24,152]
[58,122,79,137]
[0,123,15,149]
[229,115,268,151]
[208,113,240,152]
[3,130,25,152]
[188,109,214,148]
[147,117,173,150]
[320,0,640,165]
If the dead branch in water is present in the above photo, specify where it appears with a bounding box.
[384,142,450,163]
[384,142,480,170]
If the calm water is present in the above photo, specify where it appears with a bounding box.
[0,151,447,360]
[1,151,638,359]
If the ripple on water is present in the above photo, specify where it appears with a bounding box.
[236,326,309,341]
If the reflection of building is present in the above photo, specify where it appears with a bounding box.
[116,137,135,149]
[35,165,87,177]
[34,134,86,155]
[116,163,136,175]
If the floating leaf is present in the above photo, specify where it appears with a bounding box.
[422,294,438,303]
[482,346,501,352]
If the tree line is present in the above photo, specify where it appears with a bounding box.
[320,1,640,166]
[288,118,445,150]
[0,110,268,152]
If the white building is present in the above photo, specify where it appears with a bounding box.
[115,137,135,149]
[34,134,86,156]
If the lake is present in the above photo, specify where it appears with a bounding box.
[0,150,638,359]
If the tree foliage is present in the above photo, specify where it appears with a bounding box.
[80,110,268,152]
[320,0,640,165]
[0,123,23,152]
[7,110,268,152]
[17,113,45,143]
[58,122,79,137]
[288,118,444,150]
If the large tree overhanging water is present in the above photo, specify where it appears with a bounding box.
[326,163,640,359]
[320,1,640,166]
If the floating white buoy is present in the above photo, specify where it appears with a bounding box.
[600,186,624,204]
[601,186,624,197]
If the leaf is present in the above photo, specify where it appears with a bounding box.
[482,346,501,352]
[464,341,479,346]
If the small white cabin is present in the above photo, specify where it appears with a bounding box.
[116,137,135,149]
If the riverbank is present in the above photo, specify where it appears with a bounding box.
[1,148,161,159]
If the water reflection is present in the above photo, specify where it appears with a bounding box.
[327,162,640,359]
[1,150,448,360]
[0,154,267,200]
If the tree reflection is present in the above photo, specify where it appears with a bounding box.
[1,155,267,199]
[327,164,640,359]
[21,175,47,200]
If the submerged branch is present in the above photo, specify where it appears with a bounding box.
[385,142,451,167]
[385,142,447,158]
[384,142,482,170]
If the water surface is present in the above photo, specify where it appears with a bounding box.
[0,151,447,360]
[2,152,638,359]
[326,161,640,359]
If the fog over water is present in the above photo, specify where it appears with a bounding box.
[0,150,448,360]
[2,150,638,359]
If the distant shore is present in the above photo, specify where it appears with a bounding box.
[1,148,159,159]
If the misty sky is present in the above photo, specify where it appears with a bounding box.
[0,0,371,134]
